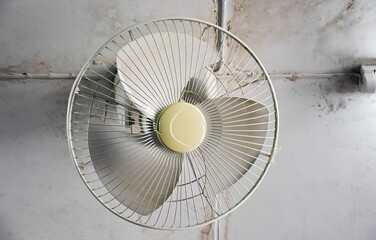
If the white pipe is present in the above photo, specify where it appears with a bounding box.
[0,72,76,79]
[268,72,361,79]
[0,72,361,80]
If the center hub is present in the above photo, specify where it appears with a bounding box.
[157,102,206,153]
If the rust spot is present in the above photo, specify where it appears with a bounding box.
[234,0,244,11]
[78,162,85,168]
[234,67,253,73]
[328,103,334,112]
[347,0,354,10]
[287,76,297,82]
[226,20,232,31]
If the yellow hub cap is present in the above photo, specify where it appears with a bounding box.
[157,102,206,153]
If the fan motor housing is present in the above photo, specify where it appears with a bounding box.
[156,102,206,153]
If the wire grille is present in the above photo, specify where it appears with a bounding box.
[67,18,279,229]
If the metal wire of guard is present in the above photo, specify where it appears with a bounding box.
[67,18,279,230]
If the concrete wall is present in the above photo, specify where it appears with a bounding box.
[229,0,376,73]
[0,0,216,74]
[0,79,206,240]
[226,77,376,239]
[1,0,375,74]
[1,77,376,240]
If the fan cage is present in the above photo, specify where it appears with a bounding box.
[67,17,279,230]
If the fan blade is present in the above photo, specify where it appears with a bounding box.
[88,117,182,215]
[181,67,218,104]
[116,32,217,117]
[198,97,269,195]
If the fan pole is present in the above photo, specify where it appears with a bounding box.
[213,1,224,238]
[211,196,220,240]
[213,0,224,72]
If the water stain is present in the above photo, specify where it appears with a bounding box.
[200,205,214,240]
[223,214,231,240]
[200,223,212,240]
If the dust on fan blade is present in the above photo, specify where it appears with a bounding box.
[88,115,182,216]
[198,97,269,196]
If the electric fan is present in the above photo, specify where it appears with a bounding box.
[67,18,279,229]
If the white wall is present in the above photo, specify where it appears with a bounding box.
[0,0,216,73]
[1,77,375,240]
[1,0,375,74]
[0,80,205,240]
[229,0,376,73]
[225,77,376,239]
